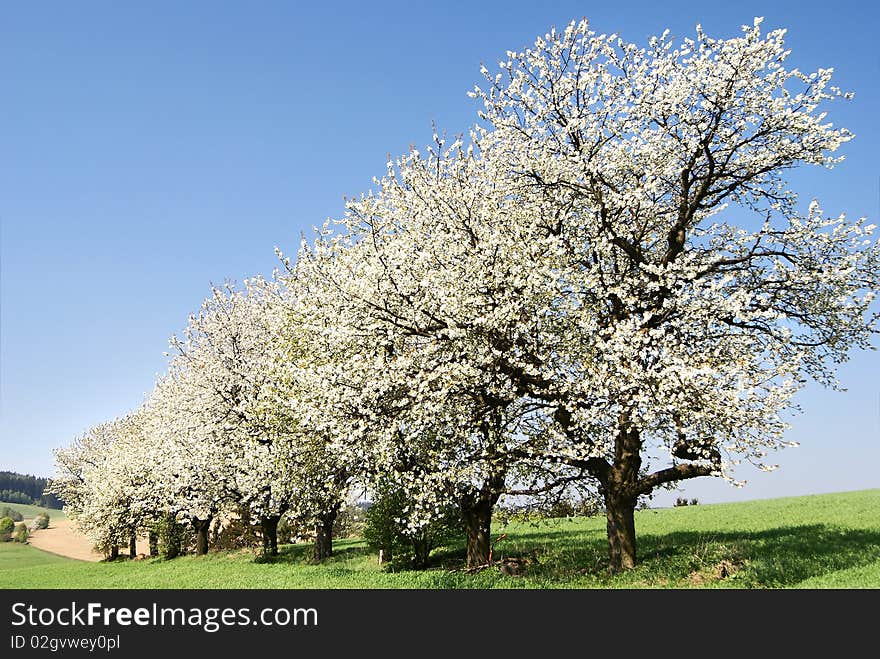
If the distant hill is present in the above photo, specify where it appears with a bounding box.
[0,471,63,509]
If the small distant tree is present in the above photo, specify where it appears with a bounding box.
[14,522,29,543]
[0,507,23,522]
[48,415,159,560]
[363,487,464,569]
[157,513,189,560]
[0,517,14,542]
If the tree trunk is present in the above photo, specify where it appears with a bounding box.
[411,533,430,570]
[128,530,137,558]
[604,492,637,574]
[193,517,212,556]
[260,516,280,557]
[602,415,641,574]
[148,530,159,557]
[108,545,119,561]
[312,506,338,561]
[458,469,504,569]
[461,501,493,568]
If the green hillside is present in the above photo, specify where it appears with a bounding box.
[0,541,72,571]
[0,501,66,522]
[2,489,878,589]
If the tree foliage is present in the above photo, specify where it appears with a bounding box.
[0,517,14,542]
[363,486,464,569]
[14,522,29,544]
[0,507,23,523]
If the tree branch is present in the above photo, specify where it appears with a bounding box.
[631,463,717,497]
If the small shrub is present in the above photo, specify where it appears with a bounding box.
[156,514,191,559]
[363,487,464,569]
[0,506,23,522]
[690,498,699,506]
[276,515,307,545]
[211,507,261,551]
[0,517,14,541]
[33,513,50,530]
[362,491,402,562]
[14,522,29,544]
[545,498,577,519]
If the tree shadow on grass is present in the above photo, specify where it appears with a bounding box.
[252,525,880,587]
[638,524,880,587]
[269,541,372,565]
[508,524,880,587]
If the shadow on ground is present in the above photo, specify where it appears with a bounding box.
[257,523,880,587]
[504,523,880,586]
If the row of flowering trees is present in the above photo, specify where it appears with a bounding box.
[50,279,352,560]
[50,18,878,573]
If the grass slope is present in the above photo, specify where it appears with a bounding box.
[0,542,73,573]
[0,501,66,521]
[2,489,878,589]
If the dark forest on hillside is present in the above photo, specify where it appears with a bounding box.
[0,471,63,508]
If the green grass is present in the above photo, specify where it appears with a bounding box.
[0,501,66,522]
[0,541,73,573]
[2,489,878,589]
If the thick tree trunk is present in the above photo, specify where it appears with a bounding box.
[458,469,505,569]
[128,530,137,558]
[604,492,637,574]
[148,530,159,557]
[312,506,338,561]
[108,545,119,561]
[600,416,641,574]
[461,500,493,568]
[193,517,212,556]
[260,516,280,557]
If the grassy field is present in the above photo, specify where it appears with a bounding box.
[0,501,66,521]
[0,541,72,572]
[2,489,878,589]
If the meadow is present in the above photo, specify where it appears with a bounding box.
[2,489,878,589]
[0,502,65,521]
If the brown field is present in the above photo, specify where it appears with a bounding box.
[25,518,150,562]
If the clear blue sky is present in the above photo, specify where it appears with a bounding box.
[1,0,877,505]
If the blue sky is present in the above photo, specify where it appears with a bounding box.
[1,0,877,505]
